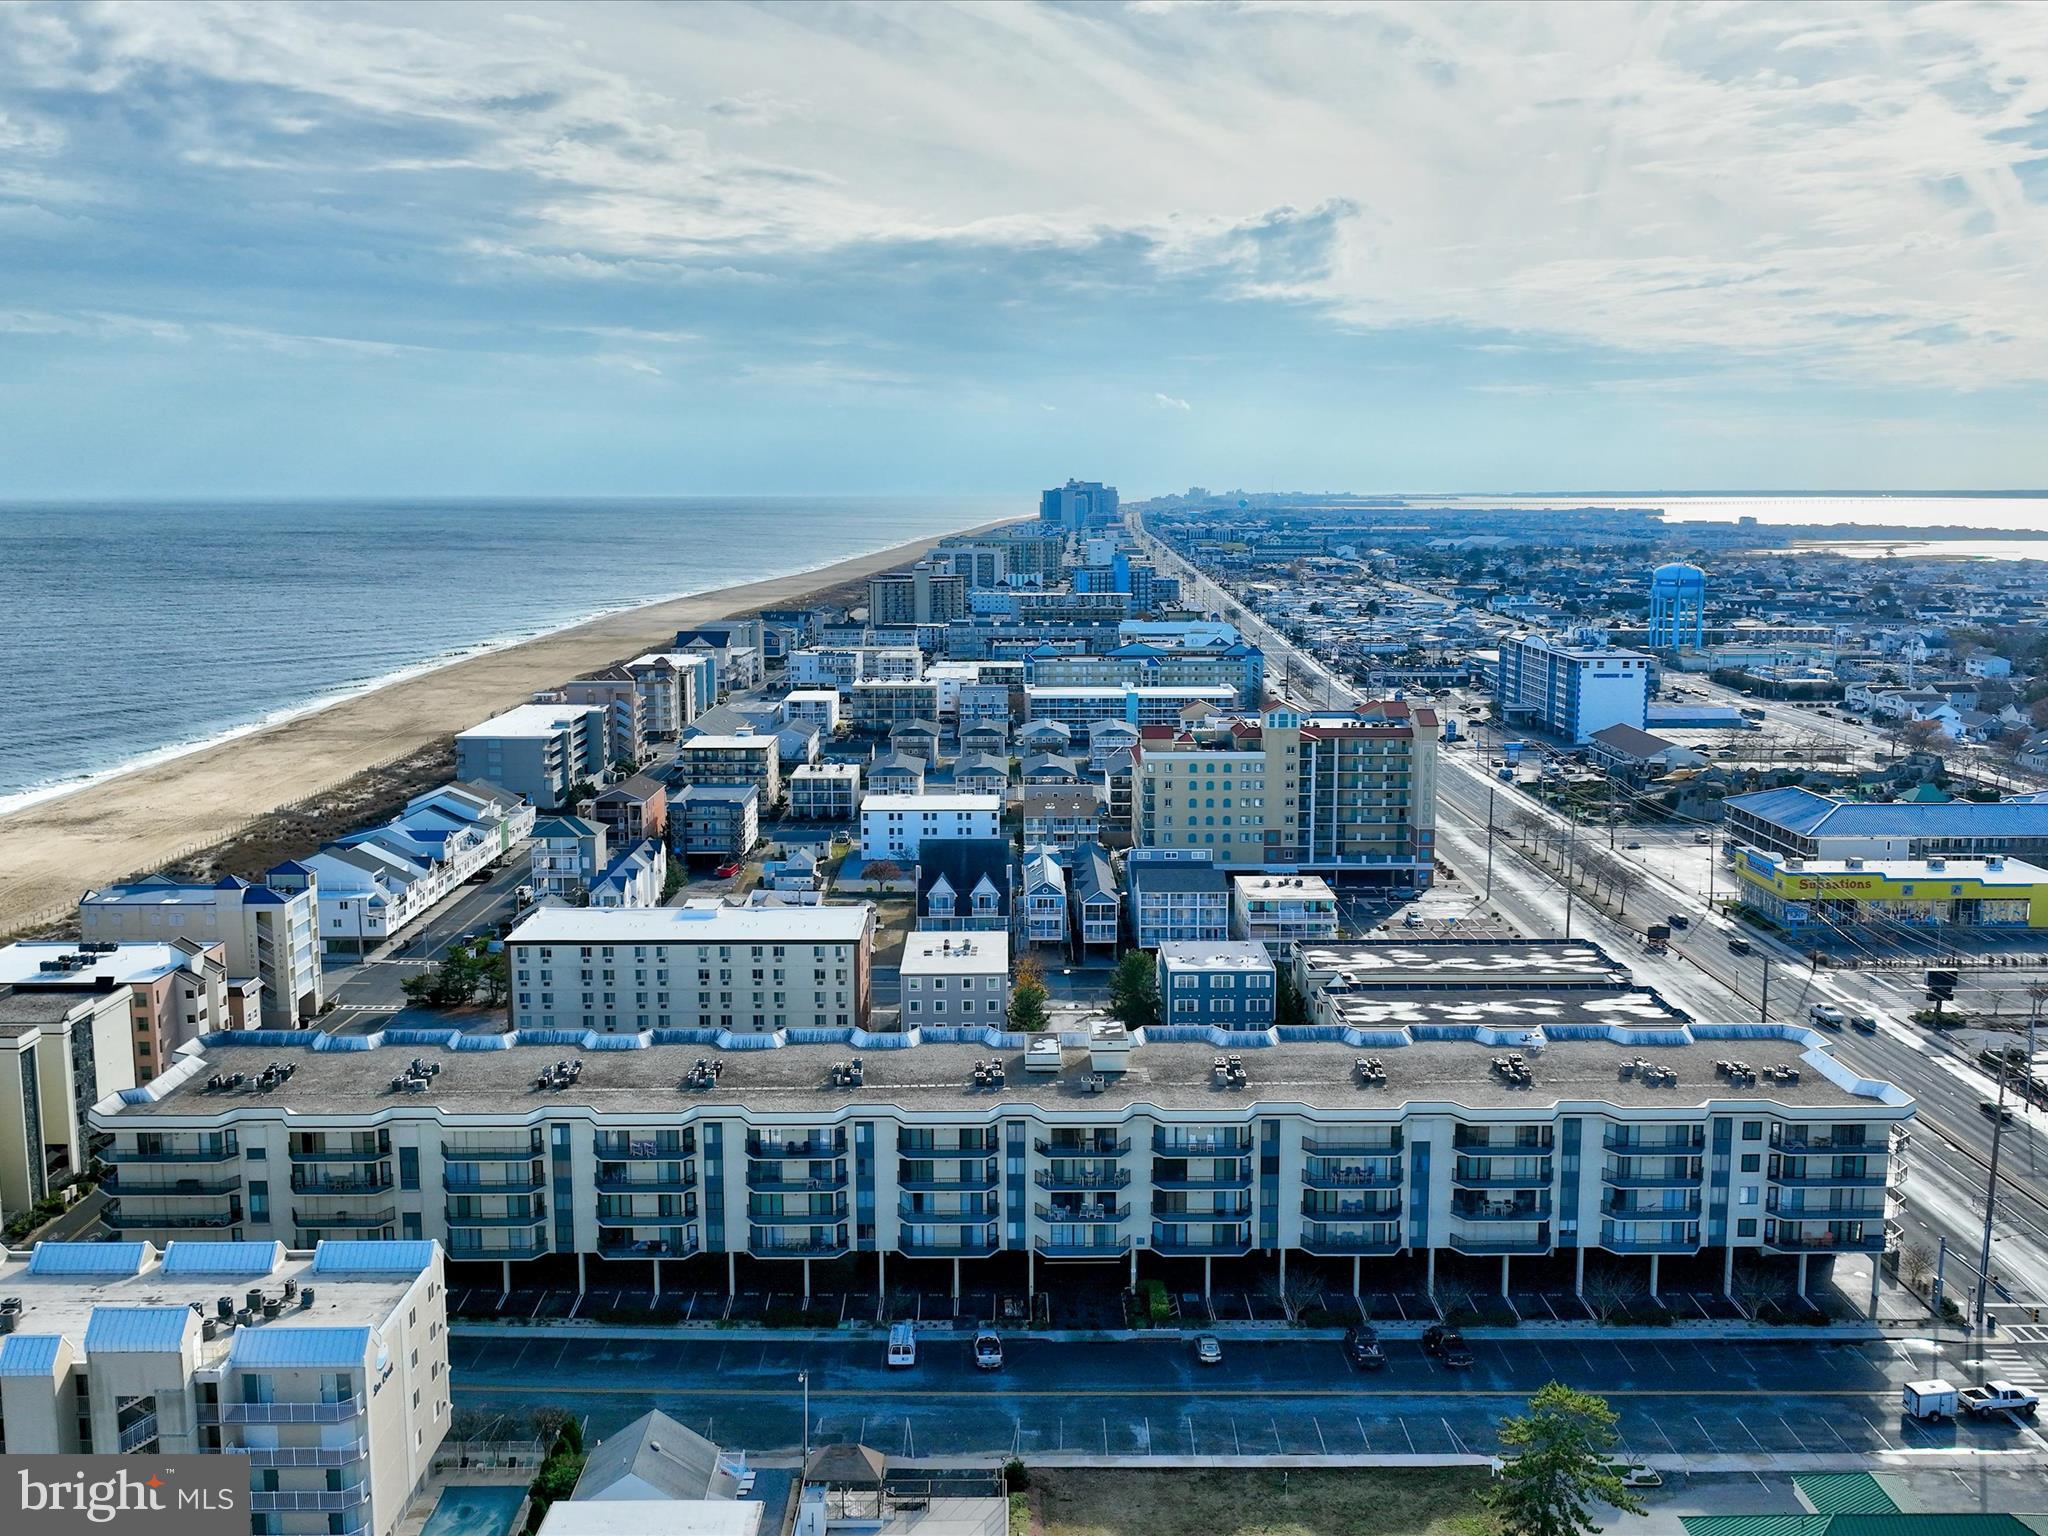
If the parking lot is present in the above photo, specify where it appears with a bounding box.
[448,1329,2048,1460]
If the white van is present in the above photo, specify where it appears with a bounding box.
[887,1322,917,1368]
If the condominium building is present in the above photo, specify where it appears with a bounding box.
[789,648,923,689]
[788,763,862,823]
[545,675,653,769]
[0,939,232,1083]
[1230,874,1338,945]
[1021,790,1105,850]
[1039,478,1118,531]
[868,564,968,626]
[1495,631,1652,744]
[1024,685,1239,729]
[859,794,1002,862]
[1,986,134,1212]
[899,932,1010,1029]
[625,652,715,739]
[79,865,322,1026]
[503,901,874,1034]
[1132,705,1438,886]
[1125,851,1231,948]
[783,690,842,735]
[670,731,782,806]
[673,785,760,863]
[92,952,1909,1299]
[591,773,669,846]
[0,1238,446,1536]
[847,681,942,734]
[1027,643,1265,707]
[530,815,608,902]
[454,702,610,810]
[1156,941,1275,1029]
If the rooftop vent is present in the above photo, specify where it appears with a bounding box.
[533,1059,582,1092]
[681,1057,724,1091]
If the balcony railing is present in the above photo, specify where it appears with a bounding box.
[103,1204,240,1231]
[747,1195,848,1223]
[288,1141,390,1163]
[749,1228,851,1258]
[1447,1230,1552,1256]
[744,1167,848,1194]
[292,1207,397,1231]
[596,1134,698,1161]
[1033,1167,1130,1191]
[1603,1194,1703,1220]
[219,1397,363,1425]
[103,1172,242,1197]
[103,1142,238,1164]
[1152,1162,1253,1191]
[1769,1164,1887,1188]
[1152,1131,1251,1157]
[1768,1197,1887,1220]
[1450,1159,1553,1190]
[1150,1224,1253,1255]
[1601,1161,1703,1189]
[1302,1161,1402,1191]
[746,1132,847,1159]
[1772,1131,1872,1154]
[1452,1199,1554,1223]
[1301,1132,1403,1156]
[1036,1136,1131,1158]
[597,1230,701,1259]
[1599,1224,1703,1253]
[1301,1223,1402,1255]
[446,1235,548,1261]
[902,1230,1001,1258]
[249,1488,369,1513]
[1452,1128,1554,1151]
[1602,1128,1705,1153]
[1765,1226,1885,1253]
[897,1160,999,1193]
[445,1207,547,1228]
[444,1169,546,1193]
[288,1170,393,1195]
[1034,1235,1133,1257]
[899,1134,996,1156]
[595,1169,696,1194]
[1035,1202,1130,1223]
[225,1441,369,1469]
[442,1136,544,1161]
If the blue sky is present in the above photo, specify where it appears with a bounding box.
[3,1,2048,498]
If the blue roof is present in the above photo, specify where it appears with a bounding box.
[85,1306,193,1355]
[227,1325,372,1370]
[1729,787,2048,839]
[311,1240,437,1276]
[27,1242,149,1277]
[0,1334,67,1377]
[162,1241,284,1278]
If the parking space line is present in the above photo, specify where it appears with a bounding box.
[1400,1417,1416,1453]
[1856,1411,1896,1451]
[1735,1416,1770,1454]
[1691,1415,1719,1452]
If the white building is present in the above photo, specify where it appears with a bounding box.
[0,987,134,1213]
[505,901,875,1033]
[1496,632,1652,744]
[0,1238,447,1536]
[1230,874,1339,945]
[789,763,862,822]
[782,690,842,735]
[455,702,611,810]
[79,866,322,1026]
[859,794,1002,862]
[899,931,1010,1029]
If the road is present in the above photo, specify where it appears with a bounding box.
[319,854,531,1018]
[1136,514,2048,1322]
[450,1328,2048,1461]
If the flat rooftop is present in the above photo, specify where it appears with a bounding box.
[0,941,213,988]
[107,1024,1884,1119]
[506,901,871,946]
[1297,941,1634,988]
[456,703,600,739]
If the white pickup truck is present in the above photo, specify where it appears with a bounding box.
[1960,1381,2041,1419]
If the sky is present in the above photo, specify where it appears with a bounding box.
[3,0,2048,499]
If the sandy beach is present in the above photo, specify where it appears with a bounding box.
[0,518,1015,935]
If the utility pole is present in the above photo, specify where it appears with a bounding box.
[1562,803,1581,940]
[1759,956,1770,1023]
[1974,1056,2011,1343]
[798,1370,810,1459]
[1484,783,1497,901]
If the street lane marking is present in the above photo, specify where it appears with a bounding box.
[454,1383,1948,1400]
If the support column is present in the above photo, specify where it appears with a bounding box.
[1130,1248,1138,1288]
[1026,1247,1033,1301]
[1204,1255,1213,1303]
[1648,1253,1660,1299]
[1426,1246,1437,1297]
[952,1258,960,1302]
[1352,1255,1361,1299]
[1867,1252,1881,1321]
[1501,1254,1510,1297]
[1280,1248,1288,1292]
[501,1259,511,1296]
[653,1259,661,1300]
[1574,1247,1586,1295]
[576,1251,586,1296]
[803,1257,812,1302]
[727,1249,736,1297]
[1722,1243,1735,1297]
[878,1249,887,1320]
[1797,1252,1809,1297]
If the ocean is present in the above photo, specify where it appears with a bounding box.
[0,497,1009,812]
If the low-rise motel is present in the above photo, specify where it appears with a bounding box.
[88,936,1910,1310]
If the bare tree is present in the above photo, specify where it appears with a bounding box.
[1257,1269,1316,1326]
[1729,1261,1791,1320]
[1580,1265,1646,1324]
[1432,1274,1480,1323]
[1508,807,1545,852]
[1611,864,1647,919]
[1896,1240,1935,1295]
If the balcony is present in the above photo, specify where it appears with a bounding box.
[1768,1196,1887,1221]
[1301,1131,1403,1156]
[292,1207,398,1231]
[1602,1128,1705,1154]
[442,1135,544,1161]
[902,1229,1001,1258]
[1599,1223,1703,1253]
[1151,1160,1253,1192]
[1035,1202,1130,1223]
[595,1168,696,1194]
[226,1441,369,1469]
[249,1488,369,1514]
[103,1141,238,1164]
[288,1169,394,1195]
[745,1166,848,1195]
[748,1195,848,1223]
[446,1234,548,1261]
[1766,1224,1885,1254]
[1150,1223,1254,1256]
[445,1206,547,1228]
[897,1160,999,1193]
[746,1131,847,1159]
[103,1205,240,1231]
[1452,1128,1553,1151]
[1034,1166,1130,1192]
[103,1172,242,1198]
[1601,1160,1703,1189]
[1036,1136,1131,1158]
[899,1134,996,1156]
[444,1169,545,1193]
[1603,1193,1702,1220]
[596,1133,698,1161]
[1452,1198,1553,1223]
[1450,1158,1553,1190]
[1152,1131,1251,1157]
[1772,1131,1872,1154]
[1447,1227,1553,1256]
[1301,1223,1402,1255]
[219,1397,363,1425]
[1769,1163,1887,1189]
[749,1227,851,1258]
[288,1140,390,1163]
[1302,1160,1402,1192]
[597,1229,701,1259]
[900,1193,997,1223]
[1034,1235,1133,1258]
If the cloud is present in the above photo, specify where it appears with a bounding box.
[591,352,662,377]
[1154,392,1192,411]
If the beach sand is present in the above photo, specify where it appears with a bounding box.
[0,519,1014,935]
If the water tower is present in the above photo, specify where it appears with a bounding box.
[1647,562,1707,649]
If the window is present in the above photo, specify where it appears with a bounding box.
[1738,1186,1757,1206]
[1737,1217,1757,1237]
[1741,1120,1762,1141]
[1739,1153,1760,1173]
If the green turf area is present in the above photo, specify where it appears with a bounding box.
[1032,1468,1496,1536]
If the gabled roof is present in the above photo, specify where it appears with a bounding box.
[916,839,1012,913]
[575,1408,739,1502]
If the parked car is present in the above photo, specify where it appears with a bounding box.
[1727,937,1753,955]
[1343,1325,1385,1370]
[1422,1325,1472,1367]
[714,861,741,879]
[1195,1334,1224,1366]
[973,1329,1004,1371]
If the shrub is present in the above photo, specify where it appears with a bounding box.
[1002,1458,1029,1492]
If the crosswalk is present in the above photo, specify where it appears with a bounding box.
[1976,1340,2048,1390]
[334,1002,402,1015]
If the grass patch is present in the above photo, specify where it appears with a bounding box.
[1009,1493,1031,1536]
[1033,1468,1495,1536]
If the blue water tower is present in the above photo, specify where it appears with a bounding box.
[1647,561,1707,648]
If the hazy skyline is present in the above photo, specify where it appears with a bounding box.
[4,1,2047,498]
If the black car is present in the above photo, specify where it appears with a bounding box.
[1343,1325,1385,1370]
[1727,937,1753,955]
[1422,1324,1472,1367]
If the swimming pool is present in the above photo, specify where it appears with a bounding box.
[420,1484,529,1536]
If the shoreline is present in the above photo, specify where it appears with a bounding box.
[0,514,1018,936]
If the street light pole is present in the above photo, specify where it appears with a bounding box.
[798,1370,810,1459]
[1562,804,1581,940]
[1484,784,1497,902]
[1974,1059,2011,1343]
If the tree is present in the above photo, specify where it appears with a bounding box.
[1579,1266,1646,1324]
[1009,953,1050,1033]
[1730,1260,1791,1321]
[1484,1382,1643,1536]
[1610,865,1645,919]
[1896,1240,1935,1295]
[1106,951,1160,1030]
[1275,961,1307,1029]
